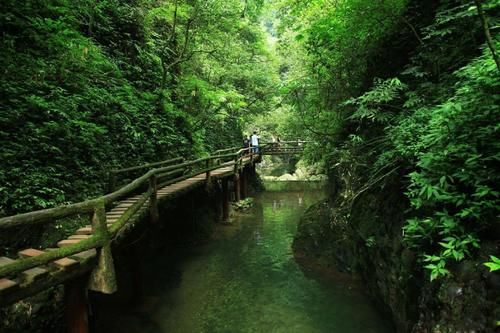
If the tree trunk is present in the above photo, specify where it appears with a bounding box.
[474,0,500,72]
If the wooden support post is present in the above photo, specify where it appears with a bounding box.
[233,157,239,175]
[234,174,241,202]
[206,159,211,182]
[149,174,159,225]
[240,169,247,200]
[222,178,230,221]
[88,200,117,294]
[65,274,90,333]
[129,247,143,304]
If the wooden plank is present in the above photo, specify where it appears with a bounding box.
[19,248,45,258]
[53,257,79,270]
[109,207,130,214]
[0,257,96,307]
[70,249,97,261]
[122,198,140,202]
[110,208,128,212]
[21,267,48,282]
[113,201,133,209]
[68,235,91,240]
[106,213,123,217]
[58,239,82,247]
[0,257,15,267]
[75,227,92,235]
[0,278,18,292]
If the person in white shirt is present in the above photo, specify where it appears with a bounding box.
[250,131,260,153]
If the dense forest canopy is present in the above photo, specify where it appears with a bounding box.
[268,0,500,279]
[0,0,279,216]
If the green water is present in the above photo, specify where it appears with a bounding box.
[95,183,393,333]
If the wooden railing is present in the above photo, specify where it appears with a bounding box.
[260,141,308,155]
[108,156,184,193]
[0,146,256,289]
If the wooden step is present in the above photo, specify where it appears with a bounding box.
[21,267,48,283]
[116,201,135,206]
[18,248,44,258]
[52,257,79,270]
[110,208,128,213]
[75,227,92,235]
[68,235,91,240]
[106,213,123,217]
[0,278,18,292]
[0,256,15,268]
[57,239,82,247]
[70,249,97,261]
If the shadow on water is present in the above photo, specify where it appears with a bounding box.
[92,182,394,333]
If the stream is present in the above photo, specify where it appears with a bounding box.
[94,181,393,333]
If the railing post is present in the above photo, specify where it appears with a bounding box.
[233,153,239,175]
[240,168,247,200]
[234,173,241,202]
[206,159,211,183]
[149,174,159,225]
[88,199,117,294]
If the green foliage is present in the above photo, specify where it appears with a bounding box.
[423,255,450,281]
[400,48,500,278]
[0,0,276,217]
[272,0,500,282]
[232,198,254,211]
[484,256,500,272]
[346,78,407,124]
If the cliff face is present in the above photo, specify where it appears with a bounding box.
[294,168,500,333]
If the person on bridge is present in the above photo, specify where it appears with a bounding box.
[251,131,260,153]
[243,135,251,154]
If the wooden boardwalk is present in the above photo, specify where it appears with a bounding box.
[0,142,306,333]
[0,149,255,307]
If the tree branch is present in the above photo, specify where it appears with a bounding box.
[474,0,500,72]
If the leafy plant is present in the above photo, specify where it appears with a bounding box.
[484,256,500,272]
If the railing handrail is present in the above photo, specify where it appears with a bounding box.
[0,140,301,229]
[260,140,309,145]
[0,147,247,229]
[111,157,184,174]
[213,146,241,155]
